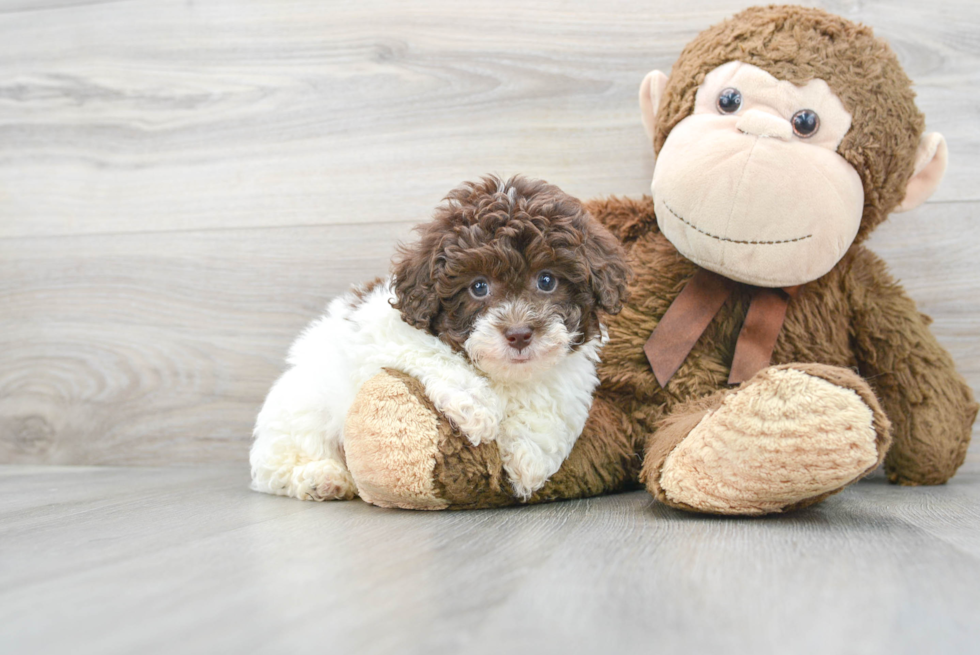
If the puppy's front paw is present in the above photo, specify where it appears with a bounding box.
[438,390,503,446]
[498,442,564,501]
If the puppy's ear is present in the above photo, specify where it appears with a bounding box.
[391,233,443,332]
[582,217,631,314]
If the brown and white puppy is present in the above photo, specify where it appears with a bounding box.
[394,175,628,382]
[250,176,629,501]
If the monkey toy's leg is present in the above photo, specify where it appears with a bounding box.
[344,369,641,510]
[847,252,978,486]
[642,364,892,515]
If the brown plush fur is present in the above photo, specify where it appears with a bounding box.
[344,368,449,510]
[598,198,974,489]
[343,6,977,513]
[432,392,643,509]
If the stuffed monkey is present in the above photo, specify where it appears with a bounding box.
[341,5,977,514]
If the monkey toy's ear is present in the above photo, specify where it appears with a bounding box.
[639,70,669,142]
[390,238,442,333]
[895,132,948,213]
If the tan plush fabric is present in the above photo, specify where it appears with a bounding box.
[657,366,880,515]
[651,62,866,287]
[895,133,949,212]
[344,369,448,510]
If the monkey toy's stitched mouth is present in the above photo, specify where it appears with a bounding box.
[662,199,813,245]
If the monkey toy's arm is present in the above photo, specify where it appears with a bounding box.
[847,248,977,485]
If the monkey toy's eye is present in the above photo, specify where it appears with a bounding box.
[469,277,490,299]
[792,109,820,138]
[717,88,742,114]
[536,271,558,293]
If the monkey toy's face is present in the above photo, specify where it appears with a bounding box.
[651,62,863,287]
[650,62,864,287]
[640,55,947,289]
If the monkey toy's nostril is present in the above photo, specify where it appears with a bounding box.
[504,326,534,352]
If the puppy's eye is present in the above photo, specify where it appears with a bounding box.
[469,278,490,299]
[536,271,557,293]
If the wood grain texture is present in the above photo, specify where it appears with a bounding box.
[0,0,978,465]
[1,0,978,240]
[2,461,979,655]
[0,221,414,464]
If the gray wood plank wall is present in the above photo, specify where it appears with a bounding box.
[1,0,978,465]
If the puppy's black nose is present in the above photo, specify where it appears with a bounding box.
[505,326,533,351]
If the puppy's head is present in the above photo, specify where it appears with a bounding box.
[392,175,630,382]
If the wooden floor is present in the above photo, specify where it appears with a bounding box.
[3,459,980,655]
[1,0,978,466]
[2,1,979,652]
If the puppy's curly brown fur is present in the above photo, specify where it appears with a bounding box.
[392,175,631,354]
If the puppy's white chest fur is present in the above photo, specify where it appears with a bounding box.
[250,278,601,501]
[486,340,600,498]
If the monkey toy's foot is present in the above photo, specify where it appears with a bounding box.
[643,364,892,515]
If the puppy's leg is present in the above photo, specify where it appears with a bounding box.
[385,339,504,446]
[421,373,503,446]
[496,425,569,500]
[496,396,588,500]
[250,365,357,501]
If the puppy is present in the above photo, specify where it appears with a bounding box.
[250,175,630,501]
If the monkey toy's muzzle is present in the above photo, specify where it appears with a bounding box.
[651,113,864,288]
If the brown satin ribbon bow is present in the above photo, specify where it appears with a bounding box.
[644,268,801,388]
